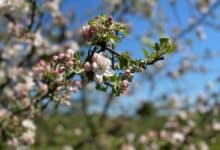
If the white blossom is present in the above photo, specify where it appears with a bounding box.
[178,110,188,120]
[121,144,135,150]
[62,145,73,150]
[138,135,147,144]
[172,132,185,143]
[92,53,114,83]
[0,108,8,119]
[0,0,17,13]
[212,121,220,131]
[44,0,62,18]
[34,31,44,47]
[22,119,36,131]
[199,142,209,150]
[196,26,207,41]
[21,130,35,144]
[126,132,135,143]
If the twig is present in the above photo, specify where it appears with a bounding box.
[99,93,113,124]
[27,0,37,31]
[106,47,120,57]
[174,1,220,40]
[147,56,164,65]
[3,14,16,24]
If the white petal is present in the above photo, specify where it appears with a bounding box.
[94,72,103,83]
[103,68,114,77]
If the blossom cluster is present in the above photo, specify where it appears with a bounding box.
[81,14,129,45]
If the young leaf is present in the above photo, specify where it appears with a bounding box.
[142,48,149,58]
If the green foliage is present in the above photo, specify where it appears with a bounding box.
[82,15,176,96]
[96,84,108,92]
[84,14,129,45]
[118,53,132,69]
[136,102,157,117]
[158,37,176,54]
[33,114,166,149]
[33,113,220,149]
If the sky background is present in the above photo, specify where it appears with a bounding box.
[59,0,220,115]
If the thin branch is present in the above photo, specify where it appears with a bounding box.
[99,93,113,124]
[3,14,16,24]
[106,47,120,57]
[174,1,220,40]
[147,56,164,65]
[10,84,57,117]
[11,73,76,116]
[27,0,37,31]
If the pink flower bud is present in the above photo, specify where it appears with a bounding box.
[58,66,65,73]
[66,48,75,57]
[82,25,95,40]
[73,80,81,87]
[66,60,74,67]
[92,53,98,62]
[39,83,48,93]
[52,55,59,61]
[64,95,71,100]
[122,88,129,95]
[139,67,144,72]
[125,69,131,76]
[20,98,30,107]
[39,60,46,66]
[53,70,59,75]
[92,62,98,70]
[0,109,8,118]
[69,87,79,93]
[56,86,63,91]
[46,65,51,71]
[84,62,92,71]
[108,16,113,24]
[58,53,65,60]
[122,80,129,88]
[68,87,74,92]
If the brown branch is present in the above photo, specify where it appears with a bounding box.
[106,47,120,57]
[74,88,102,149]
[3,14,16,24]
[147,56,164,65]
[27,0,37,31]
[99,93,113,124]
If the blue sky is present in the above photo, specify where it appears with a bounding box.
[61,0,220,114]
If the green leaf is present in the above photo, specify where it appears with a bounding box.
[119,53,131,69]
[167,44,176,54]
[159,37,169,45]
[141,37,154,48]
[157,37,176,54]
[88,20,96,25]
[142,48,149,58]
[120,27,129,36]
[44,72,57,80]
[109,34,121,42]
[96,84,108,92]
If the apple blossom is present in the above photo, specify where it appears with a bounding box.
[22,119,36,131]
[84,62,92,71]
[92,53,115,83]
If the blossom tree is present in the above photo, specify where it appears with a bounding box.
[1,0,220,149]
[0,1,175,148]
